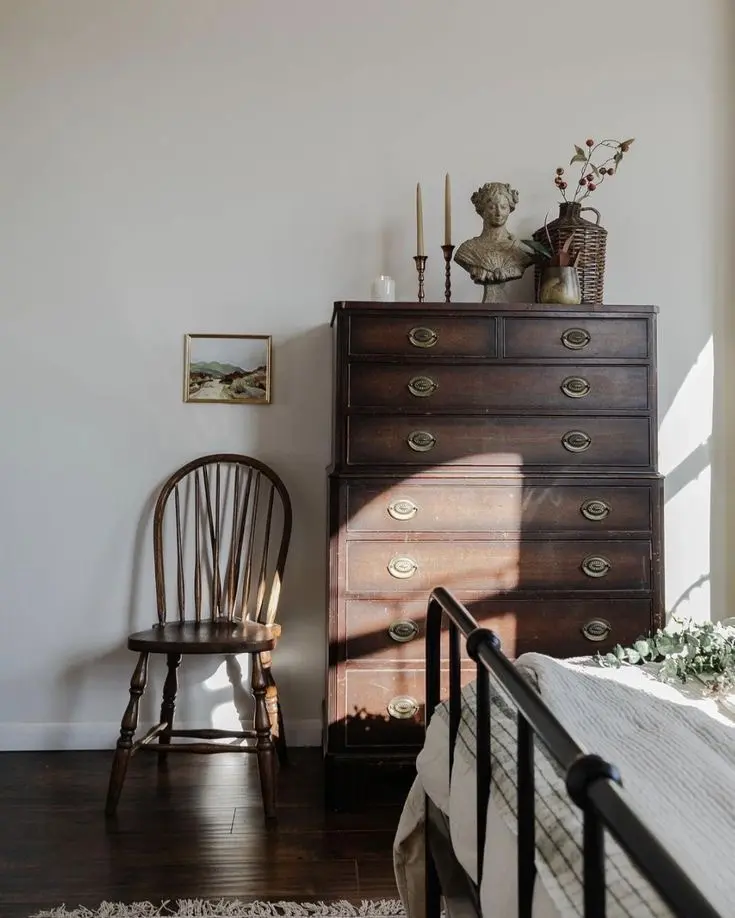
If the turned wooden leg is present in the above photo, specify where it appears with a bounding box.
[251,652,277,822]
[261,650,288,766]
[158,652,181,767]
[105,652,149,816]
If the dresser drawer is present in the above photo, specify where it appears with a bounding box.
[345,482,652,534]
[504,317,649,359]
[349,315,496,358]
[348,363,649,412]
[346,539,651,594]
[347,416,651,468]
[343,598,653,664]
[341,667,453,748]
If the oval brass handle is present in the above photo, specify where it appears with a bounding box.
[407,430,436,452]
[388,619,420,643]
[581,618,612,642]
[561,376,591,399]
[387,556,419,579]
[561,327,591,350]
[407,375,439,398]
[581,555,612,578]
[387,695,420,719]
[408,326,438,349]
[562,430,592,452]
[387,498,419,521]
[580,498,611,522]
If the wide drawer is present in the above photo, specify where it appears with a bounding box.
[346,539,651,594]
[504,317,649,359]
[348,363,649,412]
[349,315,496,358]
[342,597,653,664]
[346,415,651,468]
[340,667,456,748]
[345,482,652,534]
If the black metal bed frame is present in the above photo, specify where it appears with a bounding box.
[424,587,722,918]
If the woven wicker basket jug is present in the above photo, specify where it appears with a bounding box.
[533,202,607,304]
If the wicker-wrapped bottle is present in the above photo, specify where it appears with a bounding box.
[533,202,607,304]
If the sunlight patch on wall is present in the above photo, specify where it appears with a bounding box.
[664,466,711,623]
[659,337,713,478]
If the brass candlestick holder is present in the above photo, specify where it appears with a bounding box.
[441,244,455,302]
[413,255,428,303]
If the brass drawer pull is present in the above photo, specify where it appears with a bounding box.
[407,430,436,452]
[408,326,438,349]
[407,375,439,398]
[580,498,611,522]
[561,376,591,399]
[561,327,591,350]
[387,695,419,719]
[581,555,612,578]
[388,556,419,579]
[582,618,612,642]
[387,498,419,521]
[562,430,592,452]
[388,619,420,643]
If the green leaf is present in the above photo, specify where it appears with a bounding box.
[614,151,623,165]
[634,639,651,659]
[626,649,641,665]
[569,153,587,165]
[590,163,601,178]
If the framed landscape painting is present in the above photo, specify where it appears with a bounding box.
[184,334,272,404]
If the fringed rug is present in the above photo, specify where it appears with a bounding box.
[30,899,405,918]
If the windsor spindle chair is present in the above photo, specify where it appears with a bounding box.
[105,454,292,822]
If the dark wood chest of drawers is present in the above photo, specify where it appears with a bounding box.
[324,301,664,809]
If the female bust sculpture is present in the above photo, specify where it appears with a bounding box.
[454,182,535,302]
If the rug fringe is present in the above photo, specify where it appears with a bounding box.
[30,898,405,918]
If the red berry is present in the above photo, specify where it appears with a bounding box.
[588,182,596,191]
[579,178,587,186]
[560,181,568,189]
[556,167,564,175]
[599,167,607,175]
[586,138,594,147]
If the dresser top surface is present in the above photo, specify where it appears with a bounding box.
[331,301,658,324]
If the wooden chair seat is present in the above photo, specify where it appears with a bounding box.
[128,620,278,655]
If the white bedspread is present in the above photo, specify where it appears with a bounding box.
[394,655,735,918]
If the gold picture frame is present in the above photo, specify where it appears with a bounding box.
[184,334,272,404]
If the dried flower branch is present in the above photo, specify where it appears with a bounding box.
[553,137,635,204]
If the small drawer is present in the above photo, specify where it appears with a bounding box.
[504,317,649,359]
[346,416,652,468]
[345,483,652,534]
[342,598,654,665]
[348,363,649,412]
[348,315,496,358]
[345,539,652,594]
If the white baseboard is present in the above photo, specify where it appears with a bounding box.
[0,719,323,751]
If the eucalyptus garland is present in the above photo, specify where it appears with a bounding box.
[596,618,735,693]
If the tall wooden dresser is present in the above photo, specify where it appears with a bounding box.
[325,300,664,809]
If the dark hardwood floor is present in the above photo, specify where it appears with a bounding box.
[0,748,402,918]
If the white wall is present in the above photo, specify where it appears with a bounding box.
[0,0,731,748]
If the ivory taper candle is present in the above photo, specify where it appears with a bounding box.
[416,182,425,256]
[444,173,452,245]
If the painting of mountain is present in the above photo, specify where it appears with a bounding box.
[184,334,272,404]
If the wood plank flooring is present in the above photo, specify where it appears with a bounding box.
[0,749,402,917]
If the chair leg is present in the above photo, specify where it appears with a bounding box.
[261,650,288,766]
[105,652,149,816]
[158,652,182,767]
[251,652,277,822]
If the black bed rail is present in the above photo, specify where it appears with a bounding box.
[425,586,722,918]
